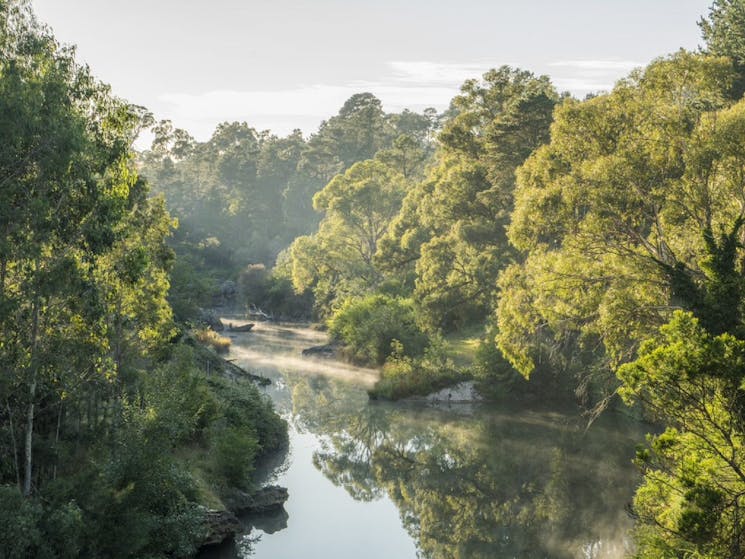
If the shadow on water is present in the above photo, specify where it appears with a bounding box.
[202,322,646,559]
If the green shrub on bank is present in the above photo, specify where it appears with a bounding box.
[212,427,260,489]
[0,485,84,559]
[370,340,467,400]
[329,295,428,365]
[0,344,287,559]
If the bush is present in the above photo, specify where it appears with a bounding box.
[329,295,428,365]
[370,340,467,400]
[207,377,287,455]
[0,485,84,559]
[141,346,221,442]
[212,427,260,489]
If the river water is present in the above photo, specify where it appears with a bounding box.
[204,321,647,559]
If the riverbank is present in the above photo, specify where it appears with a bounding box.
[177,336,289,551]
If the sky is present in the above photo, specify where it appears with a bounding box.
[32,0,714,146]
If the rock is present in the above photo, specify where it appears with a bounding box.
[423,381,483,404]
[224,485,289,515]
[200,508,240,547]
[250,506,289,534]
[301,344,336,358]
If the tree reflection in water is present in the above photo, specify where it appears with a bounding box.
[285,372,645,559]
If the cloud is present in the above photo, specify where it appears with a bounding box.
[551,77,614,94]
[545,58,645,96]
[388,61,497,86]
[152,58,643,141]
[548,59,644,71]
[159,83,456,120]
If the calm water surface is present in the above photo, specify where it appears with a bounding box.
[204,321,646,559]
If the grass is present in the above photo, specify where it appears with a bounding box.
[368,340,472,401]
[443,326,483,368]
[174,444,224,510]
[194,328,232,353]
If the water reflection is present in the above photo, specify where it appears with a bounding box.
[219,323,644,559]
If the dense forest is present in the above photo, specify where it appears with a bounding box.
[0,3,285,557]
[5,0,745,557]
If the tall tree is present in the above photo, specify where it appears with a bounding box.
[378,67,559,329]
[0,0,174,495]
[290,159,409,313]
[498,51,738,398]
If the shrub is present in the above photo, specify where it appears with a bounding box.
[370,340,466,400]
[212,427,259,489]
[329,295,428,365]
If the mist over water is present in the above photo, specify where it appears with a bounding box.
[225,322,379,389]
[205,322,645,559]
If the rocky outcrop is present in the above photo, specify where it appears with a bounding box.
[224,485,289,514]
[199,486,289,548]
[200,508,241,547]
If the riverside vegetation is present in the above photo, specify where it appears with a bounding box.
[5,0,745,557]
[0,3,285,558]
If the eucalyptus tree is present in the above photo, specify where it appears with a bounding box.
[290,159,409,313]
[0,0,174,496]
[498,52,740,384]
[377,66,559,330]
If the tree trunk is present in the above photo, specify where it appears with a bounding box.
[23,295,40,497]
[6,399,20,490]
[52,401,63,480]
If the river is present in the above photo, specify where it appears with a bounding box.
[202,321,647,559]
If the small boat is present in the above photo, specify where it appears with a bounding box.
[228,322,255,333]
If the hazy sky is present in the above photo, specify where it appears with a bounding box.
[32,0,714,144]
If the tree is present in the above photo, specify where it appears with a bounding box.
[0,0,176,498]
[289,159,409,312]
[378,67,559,330]
[701,0,745,96]
[497,52,739,393]
[618,312,745,558]
[328,294,427,365]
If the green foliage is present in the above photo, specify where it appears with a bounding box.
[212,427,260,489]
[701,0,745,96]
[205,372,287,456]
[379,66,559,330]
[617,312,745,558]
[370,340,466,400]
[0,485,84,559]
[329,295,428,366]
[0,6,288,557]
[76,414,203,559]
[140,346,221,441]
[140,95,437,317]
[167,252,215,322]
[498,52,743,388]
[289,159,411,313]
[238,261,313,320]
